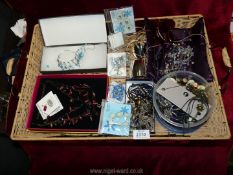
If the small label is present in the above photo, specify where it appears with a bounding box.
[133,130,150,140]
[108,32,124,49]
[36,91,63,120]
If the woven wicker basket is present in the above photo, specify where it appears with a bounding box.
[11,14,231,140]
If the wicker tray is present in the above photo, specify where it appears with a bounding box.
[11,14,231,140]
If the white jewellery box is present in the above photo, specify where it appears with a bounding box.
[39,14,108,72]
[41,44,107,72]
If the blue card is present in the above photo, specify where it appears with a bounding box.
[108,81,126,103]
[110,7,136,34]
[99,101,132,136]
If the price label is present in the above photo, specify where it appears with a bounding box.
[133,130,150,140]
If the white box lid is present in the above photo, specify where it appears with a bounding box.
[39,14,107,46]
